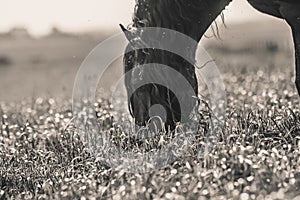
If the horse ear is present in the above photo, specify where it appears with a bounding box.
[119,24,133,42]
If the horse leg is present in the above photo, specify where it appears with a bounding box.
[291,25,300,95]
[247,1,300,95]
[279,3,300,94]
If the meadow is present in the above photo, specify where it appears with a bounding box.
[0,21,300,199]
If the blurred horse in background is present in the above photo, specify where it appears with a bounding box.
[121,0,300,131]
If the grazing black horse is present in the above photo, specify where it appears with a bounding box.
[122,0,300,130]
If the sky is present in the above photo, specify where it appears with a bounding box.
[1,0,280,36]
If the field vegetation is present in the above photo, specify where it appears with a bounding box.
[0,22,299,199]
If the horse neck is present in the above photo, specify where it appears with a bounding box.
[133,0,232,42]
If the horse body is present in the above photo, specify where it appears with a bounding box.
[123,0,300,130]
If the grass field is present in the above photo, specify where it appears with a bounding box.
[0,21,300,199]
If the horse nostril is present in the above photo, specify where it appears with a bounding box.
[149,104,167,123]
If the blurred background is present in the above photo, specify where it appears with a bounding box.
[0,0,294,101]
